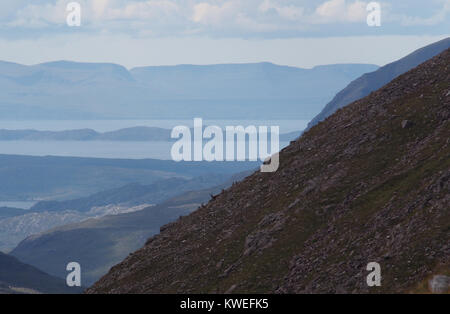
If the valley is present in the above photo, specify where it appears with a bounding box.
[1,37,448,295]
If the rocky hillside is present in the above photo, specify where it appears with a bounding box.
[306,37,449,130]
[88,49,449,294]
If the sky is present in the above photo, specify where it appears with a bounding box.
[0,0,449,68]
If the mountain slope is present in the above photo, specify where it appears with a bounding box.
[0,61,377,119]
[0,252,81,294]
[306,37,450,130]
[88,49,449,294]
[11,172,251,286]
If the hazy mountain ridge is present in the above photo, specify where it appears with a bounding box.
[11,171,251,286]
[0,127,171,141]
[130,62,378,100]
[87,49,449,294]
[306,37,450,129]
[0,126,301,142]
[0,154,257,201]
[0,173,246,251]
[0,251,81,294]
[0,204,152,253]
[0,207,25,219]
[0,61,378,119]
[30,175,230,213]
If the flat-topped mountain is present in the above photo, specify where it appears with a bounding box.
[0,61,377,119]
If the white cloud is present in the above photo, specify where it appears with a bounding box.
[316,0,346,18]
[99,0,180,21]
[315,0,367,23]
[92,0,109,18]
[1,0,449,38]
[398,0,450,26]
[7,0,181,28]
[192,2,239,25]
[258,0,304,20]
[347,1,367,22]
[7,0,67,27]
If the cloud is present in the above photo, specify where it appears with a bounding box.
[397,0,450,26]
[0,0,449,39]
[7,0,181,27]
[91,0,109,18]
[347,1,367,22]
[97,0,180,21]
[7,0,67,27]
[315,0,367,23]
[192,2,239,25]
[258,0,304,20]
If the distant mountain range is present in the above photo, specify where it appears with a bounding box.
[0,154,257,201]
[0,207,27,219]
[0,61,377,119]
[0,251,81,294]
[306,37,450,130]
[0,127,172,141]
[0,174,235,251]
[0,154,256,251]
[11,171,250,286]
[88,47,449,294]
[29,175,232,213]
[0,126,300,142]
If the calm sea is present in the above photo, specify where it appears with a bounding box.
[0,120,302,159]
